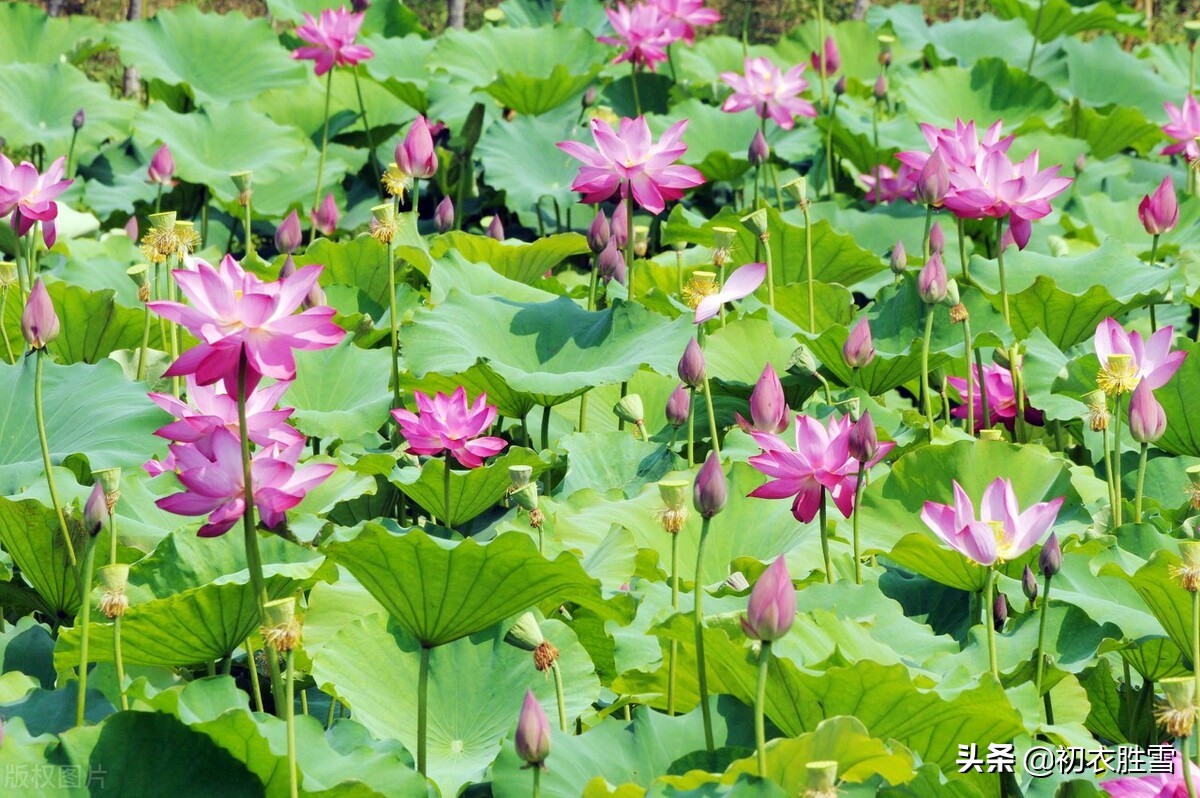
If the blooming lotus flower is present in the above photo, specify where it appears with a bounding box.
[146,144,175,187]
[1094,317,1186,390]
[1103,751,1200,797]
[0,155,72,238]
[693,262,767,323]
[396,116,438,180]
[1128,381,1167,444]
[1139,176,1179,236]
[896,119,1014,178]
[148,254,344,391]
[557,116,705,215]
[920,477,1063,566]
[748,413,894,523]
[156,428,335,537]
[861,163,918,205]
[719,57,816,130]
[291,7,374,76]
[946,363,1043,433]
[941,149,1072,249]
[598,2,677,71]
[22,278,59,351]
[842,317,875,369]
[515,690,551,768]
[735,363,788,434]
[1162,95,1200,161]
[311,193,338,236]
[647,0,719,44]
[741,556,795,641]
[391,387,507,468]
[810,36,840,76]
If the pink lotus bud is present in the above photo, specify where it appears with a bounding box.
[1129,381,1166,443]
[275,210,302,254]
[147,144,175,185]
[597,238,625,284]
[124,216,139,241]
[740,556,795,641]
[514,690,551,767]
[915,148,950,206]
[279,254,297,279]
[929,222,945,254]
[487,215,505,241]
[611,199,629,248]
[833,75,847,96]
[748,129,769,166]
[22,278,59,350]
[748,363,787,433]
[302,279,328,311]
[1039,533,1061,577]
[352,0,370,12]
[312,193,339,236]
[587,210,611,254]
[890,240,907,274]
[1022,565,1038,602]
[666,384,691,427]
[582,85,598,109]
[1074,153,1086,174]
[694,452,727,519]
[396,116,439,180]
[842,317,875,368]
[811,36,840,75]
[993,592,1008,631]
[917,251,947,304]
[1138,176,1179,236]
[847,411,879,463]
[72,108,86,130]
[435,196,455,233]
[42,219,57,250]
[873,74,887,100]
[677,338,706,389]
[84,481,106,537]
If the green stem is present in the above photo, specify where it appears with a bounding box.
[75,539,98,726]
[387,238,400,411]
[695,516,714,755]
[154,183,162,216]
[1135,442,1149,523]
[802,203,814,334]
[852,472,864,585]
[36,351,77,567]
[816,0,828,106]
[755,640,772,776]
[247,638,264,713]
[996,217,1010,326]
[700,376,722,460]
[1033,574,1052,703]
[286,649,299,798]
[443,455,453,532]
[630,60,642,117]
[675,249,684,297]
[1113,394,1125,527]
[114,614,128,710]
[687,388,695,466]
[1149,235,1160,331]
[66,129,79,179]
[819,489,832,584]
[325,696,338,729]
[0,288,12,365]
[1193,588,1200,766]
[309,69,334,244]
[243,196,253,258]
[551,660,568,732]
[136,298,151,381]
[1103,425,1117,527]
[352,68,382,193]
[1027,0,1045,72]
[973,347,991,432]
[957,217,970,282]
[532,764,542,798]
[625,179,636,303]
[1011,346,1026,444]
[922,204,933,263]
[963,318,975,434]
[921,308,936,429]
[541,405,551,451]
[762,234,776,310]
[984,566,999,680]
[418,644,431,775]
[668,531,680,716]
[1183,734,1198,798]
[825,95,840,201]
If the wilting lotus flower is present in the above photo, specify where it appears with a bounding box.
[514,690,551,768]
[861,163,918,205]
[946,363,1043,433]
[736,363,788,434]
[391,387,508,469]
[1103,752,1200,797]
[148,254,344,391]
[156,428,335,537]
[647,0,719,44]
[1094,317,1186,391]
[740,557,795,641]
[22,278,59,351]
[693,262,766,323]
[0,155,72,240]
[557,116,705,215]
[291,7,373,75]
[748,413,894,523]
[842,317,875,368]
[396,116,439,180]
[1162,95,1200,161]
[275,210,303,254]
[311,193,339,236]
[146,145,175,186]
[694,452,727,518]
[719,57,815,130]
[434,197,455,233]
[942,149,1072,250]
[1139,176,1179,236]
[666,384,691,427]
[1128,381,1167,444]
[598,2,677,71]
[921,477,1063,566]
[810,36,840,76]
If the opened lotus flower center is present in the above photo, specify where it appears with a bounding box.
[682,271,720,310]
[989,520,1018,562]
[1097,358,1140,396]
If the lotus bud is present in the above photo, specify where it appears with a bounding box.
[275,210,303,254]
[978,428,1003,441]
[677,338,706,389]
[72,108,86,130]
[724,571,749,591]
[487,214,505,241]
[352,0,370,11]
[1157,676,1198,737]
[261,597,300,652]
[694,452,727,519]
[597,238,626,284]
[1022,565,1038,604]
[748,129,769,166]
[124,216,139,241]
[0,262,17,290]
[992,592,1008,631]
[98,563,130,619]
[873,74,887,100]
[657,479,690,535]
[917,251,947,304]
[748,363,788,433]
[396,116,439,180]
[611,199,629,248]
[613,393,645,429]
[22,279,59,351]
[833,75,847,96]
[915,149,950,206]
[665,384,691,428]
[147,144,174,185]
[842,317,875,369]
[788,344,819,377]
[929,221,945,254]
[84,481,107,538]
[804,761,838,798]
[515,690,551,768]
[811,36,841,75]
[1039,533,1061,579]
[301,279,327,311]
[582,85,598,108]
[279,255,297,280]
[312,193,338,236]
[847,412,880,464]
[740,557,796,642]
[890,240,907,275]
[587,211,610,254]
[741,208,769,240]
[434,196,455,233]
[633,225,649,258]
[783,176,808,208]
[1139,177,1179,236]
[1129,381,1167,444]
[230,170,252,206]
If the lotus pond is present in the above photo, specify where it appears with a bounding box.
[2,0,1200,795]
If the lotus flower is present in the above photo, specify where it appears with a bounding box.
[896,119,1014,178]
[946,363,1043,433]
[598,2,677,71]
[1128,381,1167,444]
[735,363,788,434]
[740,557,795,641]
[148,254,344,392]
[1139,176,1179,236]
[291,7,374,75]
[0,155,72,238]
[597,238,626,284]
[693,262,766,323]
[84,481,107,537]
[1102,751,1200,797]
[842,317,875,368]
[718,57,816,130]
[21,278,59,351]
[156,428,335,537]
[666,384,691,427]
[677,337,706,388]
[514,690,551,768]
[694,452,727,518]
[311,193,339,236]
[146,145,175,186]
[860,163,918,205]
[914,148,950,206]
[396,116,438,180]
[747,129,769,166]
[1162,95,1200,161]
[391,387,507,469]
[275,210,303,254]
[1094,317,1186,390]
[647,0,719,44]
[586,211,611,253]
[557,116,705,215]
[435,196,455,233]
[810,36,840,76]
[917,251,947,304]
[920,477,1063,566]
[487,214,505,241]
[941,149,1072,250]
[748,413,894,523]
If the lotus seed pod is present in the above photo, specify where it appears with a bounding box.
[657,479,690,534]
[978,429,1003,441]
[98,564,130,619]
[782,176,808,207]
[261,597,300,652]
[741,208,769,239]
[504,611,545,651]
[804,761,839,798]
[0,262,17,290]
[1157,676,1197,737]
[788,344,819,378]
[613,394,645,426]
[633,225,650,258]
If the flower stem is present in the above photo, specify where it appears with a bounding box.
[75,538,97,726]
[700,376,721,460]
[629,61,642,117]
[352,68,382,194]
[1033,573,1052,705]
[541,405,551,451]
[686,388,695,466]
[668,530,679,716]
[443,455,453,532]
[1183,734,1198,798]
[956,217,970,282]
[762,233,776,310]
[816,0,828,105]
[755,640,772,776]
[532,764,541,798]
[921,308,936,429]
[551,660,568,732]
[973,346,991,432]
[1192,588,1200,767]
[801,203,814,334]
[852,472,864,585]
[387,236,400,412]
[1102,425,1117,524]
[1011,345,1026,444]
[310,69,334,244]
[1149,234,1160,331]
[35,351,77,567]
[136,296,151,381]
[625,179,636,303]
[418,644,430,775]
[247,638,264,712]
[114,614,128,710]
[1113,394,1125,527]
[694,516,714,755]
[984,566,999,680]
[286,648,299,798]
[996,217,1010,326]
[819,488,832,584]
[963,318,975,434]
[243,195,253,258]
[825,94,839,201]
[1027,0,1045,72]
[1135,442,1149,523]
[0,288,13,364]
[922,204,933,263]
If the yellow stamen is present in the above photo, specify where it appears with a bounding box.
[682,270,719,310]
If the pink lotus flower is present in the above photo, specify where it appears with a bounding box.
[291,7,374,76]
[719,57,816,131]
[146,144,175,186]
[896,119,1014,177]
[598,2,677,72]
[946,363,1043,434]
[1102,751,1200,797]
[1094,317,1186,390]
[514,690,551,768]
[311,193,339,236]
[748,413,894,523]
[694,452,727,518]
[735,363,788,434]
[557,116,705,215]
[1139,176,1179,236]
[647,0,719,45]
[913,148,950,206]
[0,155,72,238]
[860,163,918,205]
[390,387,507,468]
[941,149,1072,249]
[396,116,438,180]
[810,36,840,76]
[920,477,1063,566]
[1162,95,1200,161]
[1128,381,1166,444]
[148,376,303,452]
[22,278,59,351]
[157,428,335,537]
[694,262,766,322]
[148,254,344,392]
[275,210,303,254]
[740,556,795,641]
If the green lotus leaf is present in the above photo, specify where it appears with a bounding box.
[0,497,81,619]
[557,432,685,499]
[433,25,606,89]
[361,34,437,112]
[109,7,306,107]
[288,337,393,443]
[1100,550,1194,657]
[1054,105,1162,160]
[0,359,168,493]
[487,63,605,117]
[427,231,590,284]
[0,3,102,65]
[478,114,584,230]
[297,235,392,308]
[990,0,1142,43]
[871,8,1036,68]
[1078,658,1154,748]
[1057,36,1175,118]
[389,446,547,528]
[324,524,619,646]
[268,0,426,37]
[898,58,1058,129]
[0,63,137,162]
[886,533,991,593]
[1139,340,1200,457]
[1098,636,1188,682]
